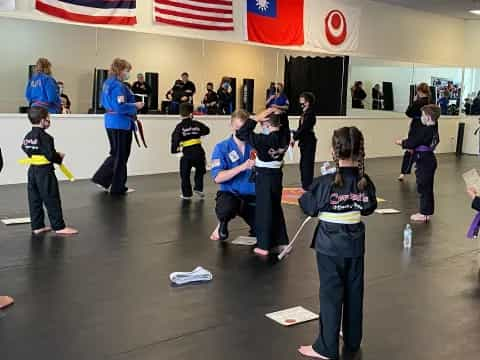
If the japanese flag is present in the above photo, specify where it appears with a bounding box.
[0,0,15,11]
[307,0,361,53]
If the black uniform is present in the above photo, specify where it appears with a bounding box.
[131,81,152,114]
[401,96,430,174]
[299,168,377,359]
[203,90,218,115]
[21,127,66,231]
[236,118,290,251]
[402,123,439,216]
[371,88,383,110]
[351,88,367,109]
[181,80,196,103]
[293,107,317,190]
[171,118,210,197]
[217,89,233,115]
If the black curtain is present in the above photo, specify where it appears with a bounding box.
[284,56,349,116]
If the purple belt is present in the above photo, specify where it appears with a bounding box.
[415,145,433,152]
[467,213,480,239]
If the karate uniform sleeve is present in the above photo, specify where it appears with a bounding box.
[472,197,480,212]
[42,134,63,164]
[236,118,260,148]
[195,120,210,136]
[210,144,227,179]
[402,127,427,149]
[361,174,378,216]
[111,85,137,116]
[298,177,331,217]
[25,81,32,104]
[170,124,182,154]
[293,112,315,141]
[46,77,61,112]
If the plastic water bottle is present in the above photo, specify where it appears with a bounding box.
[403,224,412,248]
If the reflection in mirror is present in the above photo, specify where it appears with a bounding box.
[348,57,463,117]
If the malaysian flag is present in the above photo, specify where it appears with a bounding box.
[154,0,234,31]
[35,0,136,25]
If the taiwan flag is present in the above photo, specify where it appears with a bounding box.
[246,0,304,46]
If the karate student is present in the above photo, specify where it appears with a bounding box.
[21,107,78,235]
[266,83,289,112]
[0,148,14,309]
[92,58,144,195]
[236,108,289,256]
[396,104,440,222]
[292,92,317,191]
[25,58,61,114]
[171,103,210,200]
[298,127,377,360]
[398,83,432,181]
[210,110,256,241]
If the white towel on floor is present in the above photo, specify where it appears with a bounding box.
[169,266,213,285]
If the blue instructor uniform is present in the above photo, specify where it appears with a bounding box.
[92,76,137,195]
[211,136,256,239]
[25,73,61,114]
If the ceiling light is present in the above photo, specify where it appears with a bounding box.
[469,9,480,15]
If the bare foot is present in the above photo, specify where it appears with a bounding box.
[210,225,220,241]
[398,174,405,181]
[55,227,79,235]
[254,247,269,256]
[298,346,330,359]
[0,296,14,309]
[410,213,430,223]
[33,227,51,235]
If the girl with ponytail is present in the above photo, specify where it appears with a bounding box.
[297,126,377,359]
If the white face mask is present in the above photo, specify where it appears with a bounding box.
[124,71,130,81]
[262,126,270,135]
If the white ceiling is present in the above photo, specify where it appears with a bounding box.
[372,0,480,19]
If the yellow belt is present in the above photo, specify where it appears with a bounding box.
[180,139,202,148]
[19,155,75,182]
[318,211,361,224]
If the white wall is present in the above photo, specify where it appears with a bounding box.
[0,114,460,185]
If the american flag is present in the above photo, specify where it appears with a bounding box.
[35,0,136,25]
[154,0,234,31]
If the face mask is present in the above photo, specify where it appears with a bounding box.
[59,87,64,94]
[262,127,270,135]
[124,72,130,81]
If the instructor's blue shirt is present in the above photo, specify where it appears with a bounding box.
[102,76,137,130]
[25,73,61,114]
[266,93,289,108]
[211,136,255,196]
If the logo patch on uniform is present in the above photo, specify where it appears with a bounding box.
[117,95,125,104]
[228,150,240,162]
[211,159,221,168]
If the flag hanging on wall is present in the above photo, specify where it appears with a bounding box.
[246,0,304,45]
[307,0,360,52]
[154,0,234,31]
[0,0,15,10]
[35,0,137,25]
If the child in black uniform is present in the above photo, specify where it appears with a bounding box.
[399,83,432,181]
[236,108,290,257]
[396,104,440,222]
[22,107,78,235]
[171,103,210,200]
[298,127,377,359]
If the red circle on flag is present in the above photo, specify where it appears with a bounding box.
[325,10,347,46]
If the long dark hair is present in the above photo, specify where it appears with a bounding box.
[332,126,367,191]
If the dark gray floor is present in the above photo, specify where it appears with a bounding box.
[1,154,480,360]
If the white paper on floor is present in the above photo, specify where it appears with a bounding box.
[375,209,401,215]
[1,217,31,225]
[231,236,257,246]
[266,306,319,327]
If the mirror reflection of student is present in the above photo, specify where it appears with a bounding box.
[132,73,152,114]
[57,81,71,114]
[372,84,383,110]
[25,58,61,114]
[210,110,256,241]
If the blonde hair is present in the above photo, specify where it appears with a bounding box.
[109,58,132,77]
[231,109,250,122]
[35,58,52,75]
